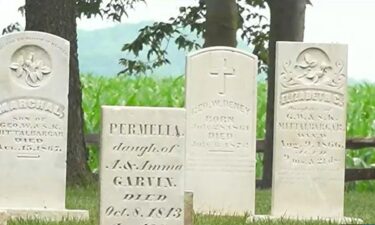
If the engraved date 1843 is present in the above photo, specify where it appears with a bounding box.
[105,206,182,219]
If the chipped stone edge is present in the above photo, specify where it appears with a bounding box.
[246,215,363,224]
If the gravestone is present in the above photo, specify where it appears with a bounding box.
[185,47,258,215]
[0,32,88,220]
[0,211,8,225]
[271,42,360,223]
[100,106,185,225]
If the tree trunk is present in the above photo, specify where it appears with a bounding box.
[204,0,238,47]
[25,0,94,186]
[262,0,307,188]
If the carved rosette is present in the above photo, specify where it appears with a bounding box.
[9,45,52,88]
[280,48,346,89]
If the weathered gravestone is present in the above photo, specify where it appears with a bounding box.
[185,47,258,215]
[271,42,361,223]
[100,106,185,225]
[0,211,8,225]
[0,31,88,220]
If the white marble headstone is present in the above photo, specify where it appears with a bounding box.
[100,106,185,225]
[185,47,258,215]
[272,42,349,220]
[0,31,88,220]
[0,211,8,225]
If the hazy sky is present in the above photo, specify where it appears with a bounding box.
[1,0,374,82]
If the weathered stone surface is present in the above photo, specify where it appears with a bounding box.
[0,31,88,220]
[271,42,350,219]
[185,47,258,215]
[100,106,185,225]
[184,192,194,225]
[6,209,89,221]
[246,215,363,224]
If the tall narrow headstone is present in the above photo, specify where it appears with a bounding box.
[0,32,88,220]
[185,47,258,215]
[271,42,357,222]
[0,211,8,225]
[100,106,185,225]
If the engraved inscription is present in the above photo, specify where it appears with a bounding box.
[272,43,348,219]
[188,99,254,172]
[0,97,65,118]
[9,45,52,88]
[0,31,70,210]
[277,105,344,168]
[0,114,64,159]
[101,109,184,225]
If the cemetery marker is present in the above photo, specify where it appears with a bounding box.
[266,42,362,223]
[0,31,88,221]
[185,47,258,215]
[100,106,185,225]
[0,211,8,225]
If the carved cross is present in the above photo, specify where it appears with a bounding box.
[209,58,235,95]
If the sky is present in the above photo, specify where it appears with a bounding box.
[0,0,374,82]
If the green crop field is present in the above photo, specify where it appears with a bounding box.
[81,74,375,191]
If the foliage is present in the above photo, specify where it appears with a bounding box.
[8,186,375,225]
[120,0,270,75]
[1,0,146,36]
[76,0,146,22]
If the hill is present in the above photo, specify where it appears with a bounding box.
[78,22,195,76]
[77,22,252,76]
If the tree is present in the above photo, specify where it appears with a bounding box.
[204,0,239,47]
[25,0,93,185]
[120,0,269,75]
[24,0,146,185]
[261,0,309,188]
[120,0,309,189]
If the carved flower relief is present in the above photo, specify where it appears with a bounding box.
[9,53,51,87]
[295,53,332,84]
[280,48,346,89]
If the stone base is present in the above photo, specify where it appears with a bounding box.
[5,209,89,221]
[0,211,8,225]
[246,215,363,224]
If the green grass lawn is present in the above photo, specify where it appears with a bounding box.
[9,185,375,225]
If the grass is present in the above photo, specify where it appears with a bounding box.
[8,185,375,225]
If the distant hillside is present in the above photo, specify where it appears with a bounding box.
[77,22,253,76]
[78,22,193,76]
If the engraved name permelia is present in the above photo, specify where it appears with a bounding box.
[10,53,51,88]
[109,123,182,137]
